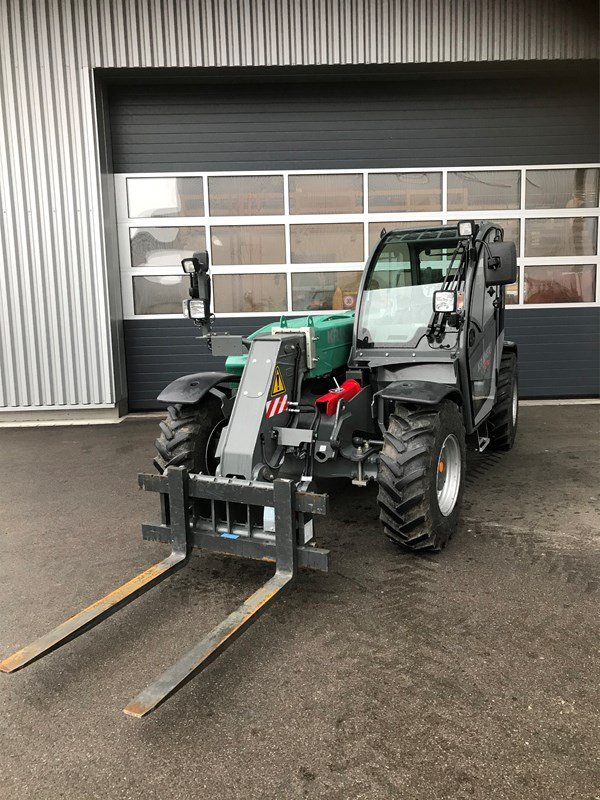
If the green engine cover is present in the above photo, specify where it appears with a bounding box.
[225,312,355,380]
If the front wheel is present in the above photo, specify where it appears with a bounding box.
[153,395,225,475]
[377,400,466,551]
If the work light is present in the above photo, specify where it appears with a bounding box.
[457,220,475,238]
[182,258,197,274]
[182,299,206,319]
[433,290,457,313]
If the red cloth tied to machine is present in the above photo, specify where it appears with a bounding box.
[315,379,361,416]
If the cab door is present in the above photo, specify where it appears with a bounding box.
[467,245,499,427]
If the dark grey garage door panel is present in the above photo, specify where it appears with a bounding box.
[505,308,599,398]
[125,317,277,410]
[110,64,598,172]
[125,309,599,410]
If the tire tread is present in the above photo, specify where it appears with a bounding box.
[377,401,465,552]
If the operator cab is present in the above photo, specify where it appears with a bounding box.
[356,225,465,351]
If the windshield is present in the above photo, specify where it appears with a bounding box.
[357,239,463,348]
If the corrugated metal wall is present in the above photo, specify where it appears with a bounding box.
[0,0,597,409]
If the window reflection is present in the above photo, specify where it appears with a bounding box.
[291,271,362,311]
[525,217,597,257]
[127,177,204,218]
[133,276,188,315]
[524,265,596,304]
[526,168,599,209]
[491,219,520,250]
[213,274,287,313]
[368,173,442,212]
[210,225,285,265]
[289,174,363,214]
[129,227,206,267]
[290,223,363,263]
[448,171,520,210]
[208,176,284,216]
[505,269,519,305]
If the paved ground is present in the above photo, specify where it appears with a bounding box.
[0,405,598,800]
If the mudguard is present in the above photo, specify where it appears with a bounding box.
[376,379,462,406]
[157,372,232,405]
[503,340,518,356]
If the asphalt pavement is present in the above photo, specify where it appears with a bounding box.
[0,405,598,799]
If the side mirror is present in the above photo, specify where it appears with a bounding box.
[485,241,517,286]
[193,250,209,272]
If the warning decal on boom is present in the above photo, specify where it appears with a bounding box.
[271,366,286,396]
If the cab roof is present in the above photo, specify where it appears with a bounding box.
[380,221,498,246]
[381,224,459,245]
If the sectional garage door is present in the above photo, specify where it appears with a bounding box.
[108,63,600,410]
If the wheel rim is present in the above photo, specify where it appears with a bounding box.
[436,434,461,516]
[512,380,518,426]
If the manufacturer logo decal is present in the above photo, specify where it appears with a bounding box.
[265,394,289,418]
[271,366,286,396]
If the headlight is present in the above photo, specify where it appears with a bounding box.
[182,299,206,319]
[182,258,196,274]
[433,290,457,313]
[457,220,474,237]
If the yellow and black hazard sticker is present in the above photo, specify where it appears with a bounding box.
[271,365,286,396]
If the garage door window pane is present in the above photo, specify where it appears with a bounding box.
[133,276,188,315]
[505,268,519,305]
[368,220,442,249]
[127,177,204,218]
[129,227,206,267]
[211,225,285,265]
[208,175,284,216]
[526,168,599,209]
[289,174,363,215]
[525,217,597,257]
[213,273,287,313]
[524,265,596,304]
[368,173,442,212]
[447,171,520,211]
[292,271,362,311]
[290,223,363,263]
[492,219,520,250]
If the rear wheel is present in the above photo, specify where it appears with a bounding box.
[377,400,466,551]
[488,352,518,451]
[154,395,225,475]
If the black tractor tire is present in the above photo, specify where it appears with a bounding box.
[377,400,466,552]
[488,352,518,452]
[154,394,225,475]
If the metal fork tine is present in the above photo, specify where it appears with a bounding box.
[0,552,187,674]
[123,570,292,718]
[0,467,192,675]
